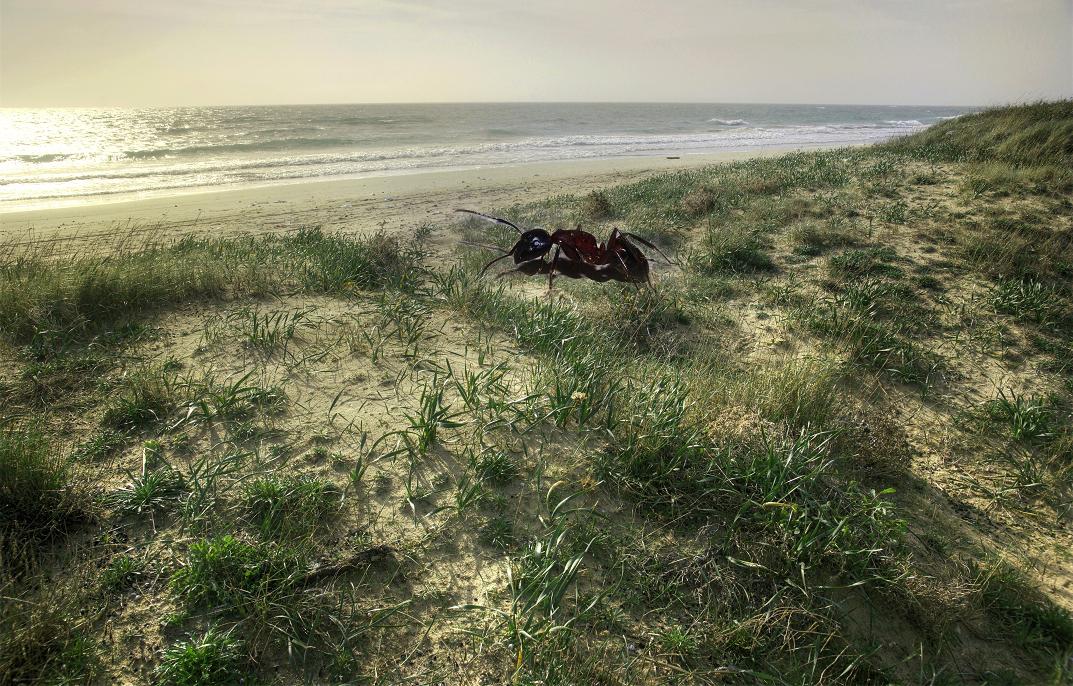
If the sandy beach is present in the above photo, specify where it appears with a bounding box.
[1,150,790,254]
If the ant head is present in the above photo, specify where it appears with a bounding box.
[514,229,553,263]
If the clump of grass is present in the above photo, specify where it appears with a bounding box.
[976,559,1073,655]
[456,522,593,674]
[72,428,127,462]
[580,190,614,220]
[108,463,187,516]
[909,171,941,185]
[18,351,110,402]
[959,213,1073,283]
[241,475,339,539]
[788,222,860,256]
[0,572,100,684]
[102,553,148,593]
[732,356,843,432]
[294,227,427,292]
[679,186,718,217]
[596,378,709,507]
[155,627,247,686]
[101,367,177,432]
[986,390,1057,444]
[235,306,315,356]
[731,430,904,576]
[0,424,85,547]
[470,450,517,485]
[176,370,287,425]
[796,300,942,386]
[959,162,1068,197]
[596,286,689,352]
[169,535,306,618]
[992,279,1066,327]
[828,246,902,279]
[479,515,516,549]
[982,390,1072,499]
[0,229,426,353]
[695,224,774,273]
[405,374,466,453]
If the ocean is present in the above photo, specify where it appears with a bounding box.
[0,102,972,211]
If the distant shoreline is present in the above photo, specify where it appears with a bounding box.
[2,102,969,216]
[0,147,822,252]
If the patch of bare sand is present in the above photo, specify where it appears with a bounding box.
[85,290,614,682]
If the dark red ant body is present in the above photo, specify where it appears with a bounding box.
[456,209,671,288]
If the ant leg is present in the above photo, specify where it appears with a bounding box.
[547,246,560,291]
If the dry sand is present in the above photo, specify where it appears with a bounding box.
[0,150,791,254]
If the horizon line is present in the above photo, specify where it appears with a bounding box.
[0,98,1006,110]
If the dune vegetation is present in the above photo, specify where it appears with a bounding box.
[1,101,1071,685]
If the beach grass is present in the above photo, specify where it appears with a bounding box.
[1,100,1072,684]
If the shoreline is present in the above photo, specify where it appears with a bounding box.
[0,147,819,251]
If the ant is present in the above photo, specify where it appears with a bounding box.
[456,209,672,288]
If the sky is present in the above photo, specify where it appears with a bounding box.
[1,0,1070,107]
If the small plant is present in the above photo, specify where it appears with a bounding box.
[239,306,315,357]
[449,361,509,413]
[877,199,909,224]
[679,186,718,217]
[154,627,247,686]
[183,370,272,424]
[987,390,1056,444]
[432,476,486,516]
[659,626,697,657]
[453,522,595,672]
[470,450,517,485]
[72,429,127,462]
[102,553,148,592]
[101,368,176,432]
[788,222,859,256]
[109,463,186,516]
[179,450,250,529]
[977,560,1073,655]
[405,374,465,453]
[735,356,842,431]
[479,515,516,549]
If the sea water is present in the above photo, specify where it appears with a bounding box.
[0,102,971,211]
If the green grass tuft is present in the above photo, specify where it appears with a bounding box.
[241,475,339,540]
[0,424,86,548]
[154,626,247,686]
[169,535,306,617]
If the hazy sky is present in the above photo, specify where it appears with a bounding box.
[2,0,1070,107]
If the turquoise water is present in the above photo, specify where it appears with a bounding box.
[0,102,972,210]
